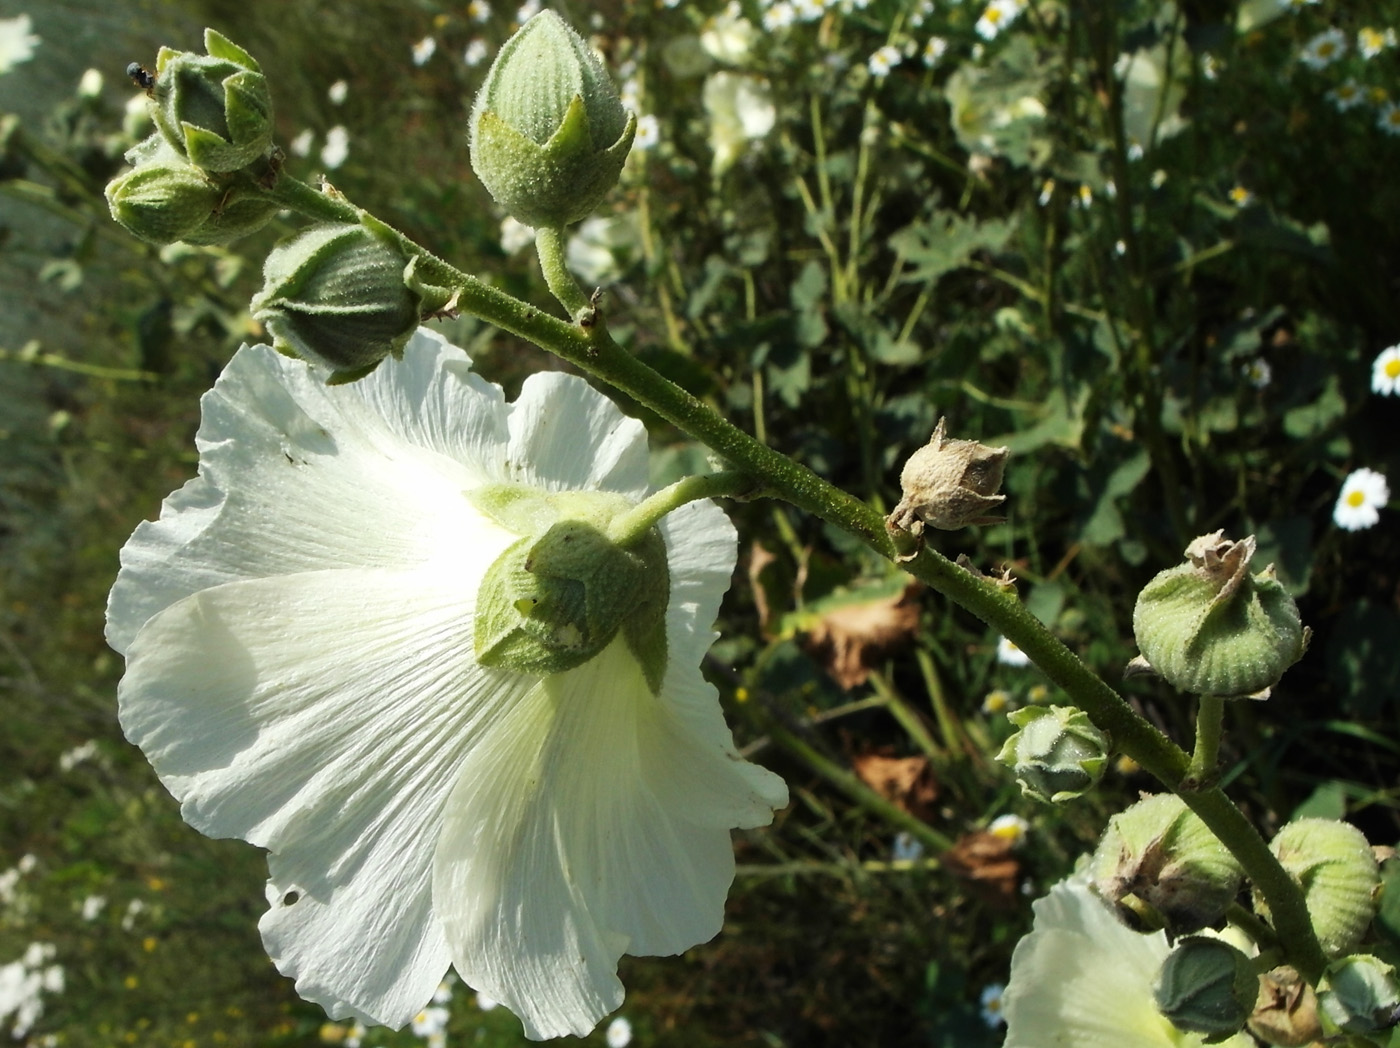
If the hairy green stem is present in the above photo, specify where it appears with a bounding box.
[533,226,593,321]
[608,471,758,547]
[1187,694,1224,788]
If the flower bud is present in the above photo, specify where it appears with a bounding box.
[1253,818,1380,958]
[1090,793,1243,935]
[469,11,636,228]
[250,218,453,382]
[1316,954,1400,1035]
[149,29,273,173]
[995,705,1108,804]
[472,487,670,692]
[1249,966,1322,1048]
[887,418,1009,538]
[1153,936,1257,1037]
[1131,532,1307,698]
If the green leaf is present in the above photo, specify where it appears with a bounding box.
[890,211,1017,285]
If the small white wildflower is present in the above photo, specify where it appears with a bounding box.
[1200,53,1220,80]
[1378,101,1400,136]
[475,993,499,1012]
[988,814,1029,847]
[976,0,1024,41]
[80,895,107,921]
[634,114,661,150]
[980,982,1007,1027]
[1371,344,1400,395]
[922,36,949,67]
[58,739,98,772]
[1357,26,1396,59]
[464,39,489,67]
[793,0,825,20]
[700,3,757,64]
[1328,80,1366,111]
[1228,185,1254,207]
[606,1016,634,1048]
[997,636,1031,667]
[411,1005,450,1037]
[1114,239,1127,256]
[1334,468,1389,531]
[1299,27,1347,70]
[499,216,535,255]
[0,15,41,75]
[320,125,349,169]
[909,0,936,28]
[412,35,438,66]
[345,1020,366,1048]
[1243,358,1272,389]
[78,68,103,98]
[868,44,901,78]
[619,77,642,113]
[1036,179,1055,206]
[467,0,493,22]
[327,80,348,105]
[288,128,315,157]
[517,0,543,22]
[431,978,454,1004]
[1074,183,1093,208]
[17,856,36,875]
[892,831,925,863]
[1150,168,1168,188]
[981,689,1013,715]
[763,2,796,30]
[120,898,145,931]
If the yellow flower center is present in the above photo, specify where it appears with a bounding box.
[1387,358,1400,379]
[1347,490,1367,507]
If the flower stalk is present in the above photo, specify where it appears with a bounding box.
[534,225,593,322]
[606,471,758,547]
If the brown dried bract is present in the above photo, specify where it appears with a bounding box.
[943,831,1021,908]
[851,752,939,822]
[887,418,1009,547]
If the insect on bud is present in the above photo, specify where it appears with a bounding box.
[1089,793,1243,935]
[1130,532,1307,698]
[1254,818,1380,959]
[148,28,273,173]
[995,705,1108,804]
[469,11,636,228]
[887,418,1009,546]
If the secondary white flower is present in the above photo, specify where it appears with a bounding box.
[633,114,661,150]
[108,331,786,1040]
[1243,358,1272,389]
[1372,344,1400,395]
[1378,101,1400,136]
[997,636,1030,667]
[922,36,949,67]
[321,126,349,169]
[1329,79,1366,111]
[328,80,348,105]
[980,982,1007,1027]
[868,45,901,79]
[412,35,438,66]
[464,39,489,67]
[1004,877,1254,1048]
[78,68,104,98]
[976,0,1024,41]
[606,1016,633,1047]
[0,942,62,1040]
[1357,27,1396,59]
[467,1,492,22]
[700,3,756,65]
[499,216,536,255]
[80,895,107,921]
[762,3,796,31]
[1299,28,1347,70]
[988,813,1029,847]
[1334,468,1390,531]
[0,15,40,75]
[703,72,776,176]
[891,831,924,863]
[793,0,825,21]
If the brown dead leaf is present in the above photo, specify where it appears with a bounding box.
[747,541,779,636]
[942,831,1022,908]
[850,752,938,822]
[802,581,922,689]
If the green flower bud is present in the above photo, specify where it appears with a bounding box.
[1153,936,1257,1037]
[150,29,273,173]
[1090,793,1244,935]
[469,11,636,228]
[250,218,453,383]
[472,486,670,692]
[995,705,1108,804]
[1317,954,1400,1035]
[1249,966,1322,1048]
[1131,532,1307,698]
[1253,819,1380,958]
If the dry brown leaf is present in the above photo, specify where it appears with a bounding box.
[802,581,921,689]
[747,541,779,636]
[850,752,938,822]
[942,831,1022,908]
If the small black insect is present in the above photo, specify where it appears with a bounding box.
[126,62,156,93]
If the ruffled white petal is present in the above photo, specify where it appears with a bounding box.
[118,564,527,1028]
[434,637,787,1039]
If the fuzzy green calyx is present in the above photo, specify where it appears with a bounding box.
[150,29,273,173]
[250,218,452,383]
[1090,793,1244,935]
[1316,954,1400,1035]
[995,705,1108,804]
[472,487,670,693]
[469,11,636,228]
[1254,819,1380,959]
[1131,532,1307,698]
[1153,936,1257,1038]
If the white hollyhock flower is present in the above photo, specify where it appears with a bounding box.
[1004,877,1254,1048]
[107,330,788,1040]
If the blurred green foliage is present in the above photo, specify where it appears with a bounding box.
[2,0,1399,1045]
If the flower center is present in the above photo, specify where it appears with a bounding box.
[1386,358,1400,379]
[1347,490,1367,508]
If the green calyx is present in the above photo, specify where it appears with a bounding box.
[469,11,636,228]
[995,704,1109,804]
[1255,819,1380,959]
[150,29,273,173]
[472,487,670,693]
[1153,936,1257,1038]
[250,217,452,382]
[1131,532,1308,699]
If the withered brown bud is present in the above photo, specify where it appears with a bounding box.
[887,418,1009,544]
[1249,966,1322,1047]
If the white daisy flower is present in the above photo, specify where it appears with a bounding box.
[703,72,776,177]
[633,113,661,150]
[517,0,543,23]
[909,0,935,28]
[762,2,796,30]
[891,831,924,863]
[1378,101,1400,136]
[499,216,536,255]
[327,80,348,105]
[1333,468,1390,531]
[467,0,492,23]
[997,636,1031,667]
[1004,877,1255,1048]
[868,45,901,78]
[988,813,1029,847]
[981,689,1013,714]
[412,35,438,66]
[464,40,489,67]
[1328,79,1366,111]
[0,15,41,75]
[922,36,949,67]
[320,125,349,169]
[1372,344,1400,395]
[1228,185,1253,207]
[80,895,107,921]
[793,0,825,21]
[411,1005,449,1037]
[475,992,498,1012]
[1357,27,1396,59]
[980,982,1007,1027]
[288,129,315,158]
[1299,28,1347,70]
[1243,358,1272,389]
[976,0,1024,41]
[606,1016,634,1047]
[107,331,787,1040]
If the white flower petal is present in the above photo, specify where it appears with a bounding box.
[656,498,737,667]
[107,332,509,652]
[434,637,786,1039]
[119,566,528,1027]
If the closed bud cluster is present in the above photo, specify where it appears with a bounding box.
[250,218,454,383]
[1254,818,1380,958]
[1089,793,1244,935]
[1153,936,1258,1037]
[469,11,636,228]
[1316,954,1400,1035]
[995,705,1108,804]
[1131,532,1307,698]
[887,417,1009,540]
[471,486,670,693]
[149,29,274,173]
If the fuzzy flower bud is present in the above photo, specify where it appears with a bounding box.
[250,218,454,383]
[995,705,1108,804]
[469,11,636,228]
[1153,936,1257,1037]
[149,29,273,173]
[1090,793,1243,935]
[1130,532,1307,698]
[471,486,670,693]
[887,418,1009,541]
[1317,954,1400,1035]
[1253,818,1380,958]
